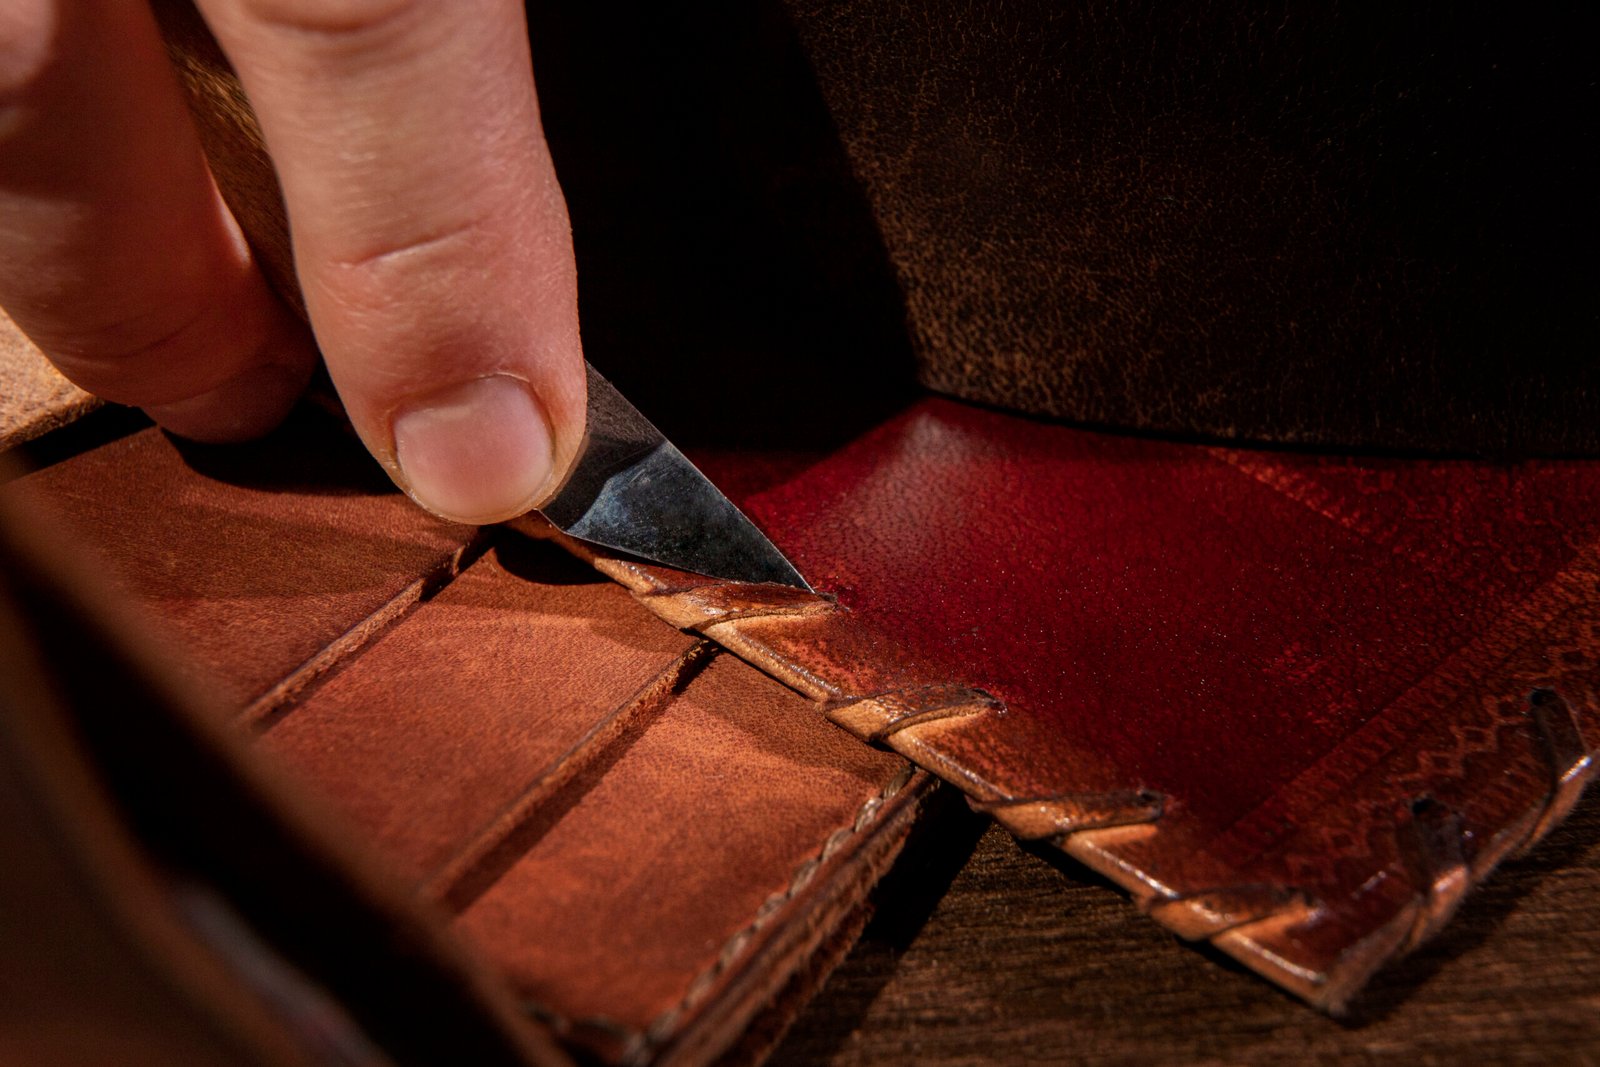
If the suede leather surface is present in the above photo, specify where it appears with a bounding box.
[0,487,568,1067]
[259,539,700,886]
[0,313,97,451]
[455,652,916,1055]
[1,414,928,1067]
[564,397,1600,1010]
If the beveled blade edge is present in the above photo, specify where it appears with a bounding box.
[537,363,811,591]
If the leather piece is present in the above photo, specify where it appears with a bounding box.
[259,537,701,888]
[3,413,930,1066]
[571,397,1599,1010]
[19,0,1588,1033]
[454,651,920,1065]
[0,487,568,1067]
[778,1,1599,454]
[0,310,97,451]
[0,637,297,1067]
[4,412,476,712]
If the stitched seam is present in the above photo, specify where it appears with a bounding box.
[831,685,1001,741]
[603,573,1346,993]
[516,763,919,1063]
[971,790,1166,830]
[634,761,917,1063]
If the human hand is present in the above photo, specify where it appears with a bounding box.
[0,0,586,524]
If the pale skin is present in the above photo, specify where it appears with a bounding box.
[0,0,587,525]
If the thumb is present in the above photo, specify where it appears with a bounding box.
[193,0,587,525]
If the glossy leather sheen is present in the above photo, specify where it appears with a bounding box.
[551,397,1600,1011]
[2,416,930,1067]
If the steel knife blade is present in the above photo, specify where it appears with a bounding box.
[536,363,811,591]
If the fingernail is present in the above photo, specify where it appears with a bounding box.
[144,361,309,443]
[392,375,554,524]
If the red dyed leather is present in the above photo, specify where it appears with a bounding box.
[575,398,1600,1009]
[730,401,1597,819]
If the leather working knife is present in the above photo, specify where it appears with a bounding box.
[537,362,811,592]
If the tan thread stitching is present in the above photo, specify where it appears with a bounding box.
[827,684,1000,742]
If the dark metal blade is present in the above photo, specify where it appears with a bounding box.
[538,363,811,591]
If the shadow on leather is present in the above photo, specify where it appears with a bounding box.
[169,403,398,498]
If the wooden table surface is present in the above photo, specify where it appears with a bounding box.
[771,787,1600,1066]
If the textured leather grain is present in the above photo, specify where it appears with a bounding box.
[7,0,1591,1042]
[557,398,1600,1011]
[777,0,1599,454]
[0,480,567,1067]
[1,414,932,1067]
[0,311,97,451]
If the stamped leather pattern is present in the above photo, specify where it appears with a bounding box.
[557,398,1600,1010]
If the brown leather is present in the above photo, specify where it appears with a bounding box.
[0,311,96,451]
[1,414,932,1066]
[501,4,1600,456]
[0,479,566,1067]
[9,410,479,713]
[543,397,1600,1012]
[774,1,1598,454]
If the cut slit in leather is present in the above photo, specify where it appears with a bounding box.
[0,411,933,1067]
[0,486,564,1067]
[4,365,1597,1041]
[0,309,98,452]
